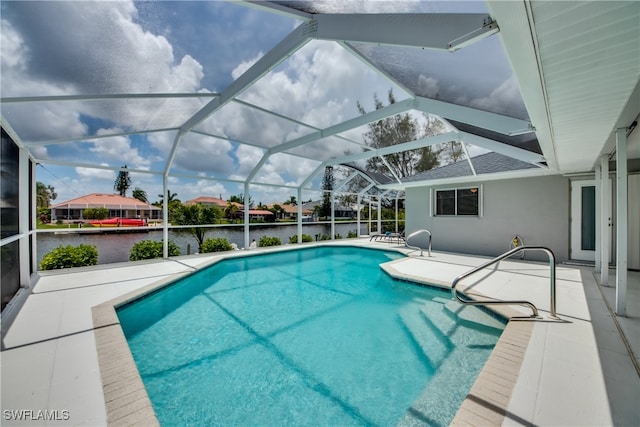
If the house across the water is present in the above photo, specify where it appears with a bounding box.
[50,193,162,222]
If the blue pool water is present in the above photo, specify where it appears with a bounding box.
[118,246,505,426]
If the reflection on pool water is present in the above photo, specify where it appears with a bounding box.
[118,246,505,426]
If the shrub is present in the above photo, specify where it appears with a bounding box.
[347,230,358,238]
[258,236,281,247]
[39,244,98,270]
[334,234,342,239]
[83,207,109,220]
[318,233,331,241]
[201,237,233,253]
[129,240,181,261]
[288,234,313,244]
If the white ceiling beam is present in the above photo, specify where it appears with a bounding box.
[326,131,458,165]
[178,21,313,134]
[190,130,269,151]
[340,41,415,97]
[272,98,415,154]
[300,162,327,188]
[486,1,558,170]
[237,0,313,21]
[1,93,218,103]
[232,99,321,131]
[315,13,495,51]
[164,132,183,175]
[167,21,314,175]
[381,167,555,191]
[415,96,533,136]
[459,131,546,164]
[33,158,161,176]
[23,128,179,147]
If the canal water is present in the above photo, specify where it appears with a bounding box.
[36,222,373,266]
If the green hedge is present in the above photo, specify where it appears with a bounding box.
[288,234,313,244]
[129,240,181,261]
[39,244,98,270]
[201,237,233,253]
[258,236,281,247]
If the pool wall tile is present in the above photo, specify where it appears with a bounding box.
[450,320,533,426]
[92,306,159,426]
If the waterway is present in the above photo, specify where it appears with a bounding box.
[36,222,377,266]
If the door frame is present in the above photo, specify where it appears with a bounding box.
[570,179,611,261]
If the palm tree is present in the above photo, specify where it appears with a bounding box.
[178,204,222,252]
[154,189,179,206]
[132,187,148,203]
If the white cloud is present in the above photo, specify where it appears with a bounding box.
[0,19,28,71]
[192,179,227,200]
[468,75,523,116]
[417,75,439,98]
[87,129,150,170]
[75,165,115,181]
[232,145,265,179]
[1,1,205,142]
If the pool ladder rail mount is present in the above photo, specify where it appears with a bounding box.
[405,229,432,257]
[451,245,558,319]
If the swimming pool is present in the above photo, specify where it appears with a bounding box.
[117,246,505,426]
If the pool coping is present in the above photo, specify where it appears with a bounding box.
[91,244,533,426]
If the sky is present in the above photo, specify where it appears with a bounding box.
[0,0,520,206]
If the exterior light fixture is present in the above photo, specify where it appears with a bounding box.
[447,16,500,52]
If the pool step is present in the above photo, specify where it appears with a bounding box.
[398,301,454,372]
[434,296,505,336]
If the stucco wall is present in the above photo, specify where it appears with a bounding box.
[405,175,570,262]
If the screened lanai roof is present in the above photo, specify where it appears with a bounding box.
[1,1,638,203]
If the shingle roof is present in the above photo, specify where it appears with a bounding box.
[403,152,539,183]
[185,196,242,208]
[50,193,159,210]
[340,162,395,185]
[267,204,313,215]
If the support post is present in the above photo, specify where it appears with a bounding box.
[330,192,335,240]
[162,175,169,259]
[615,128,628,316]
[377,197,382,234]
[244,182,250,250]
[594,163,602,273]
[18,147,30,286]
[395,195,399,234]
[297,187,303,245]
[600,155,609,286]
[356,194,362,237]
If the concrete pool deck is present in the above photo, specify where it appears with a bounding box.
[1,239,638,426]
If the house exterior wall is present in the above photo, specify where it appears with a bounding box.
[406,175,570,262]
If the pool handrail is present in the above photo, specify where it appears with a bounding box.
[450,245,557,318]
[405,229,432,257]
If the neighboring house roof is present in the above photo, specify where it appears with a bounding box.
[402,152,539,183]
[240,209,274,216]
[302,200,356,211]
[268,204,313,215]
[50,193,160,210]
[185,196,242,208]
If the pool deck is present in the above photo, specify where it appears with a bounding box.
[1,239,638,426]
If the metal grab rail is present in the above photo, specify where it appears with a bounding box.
[405,229,432,257]
[451,246,557,318]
